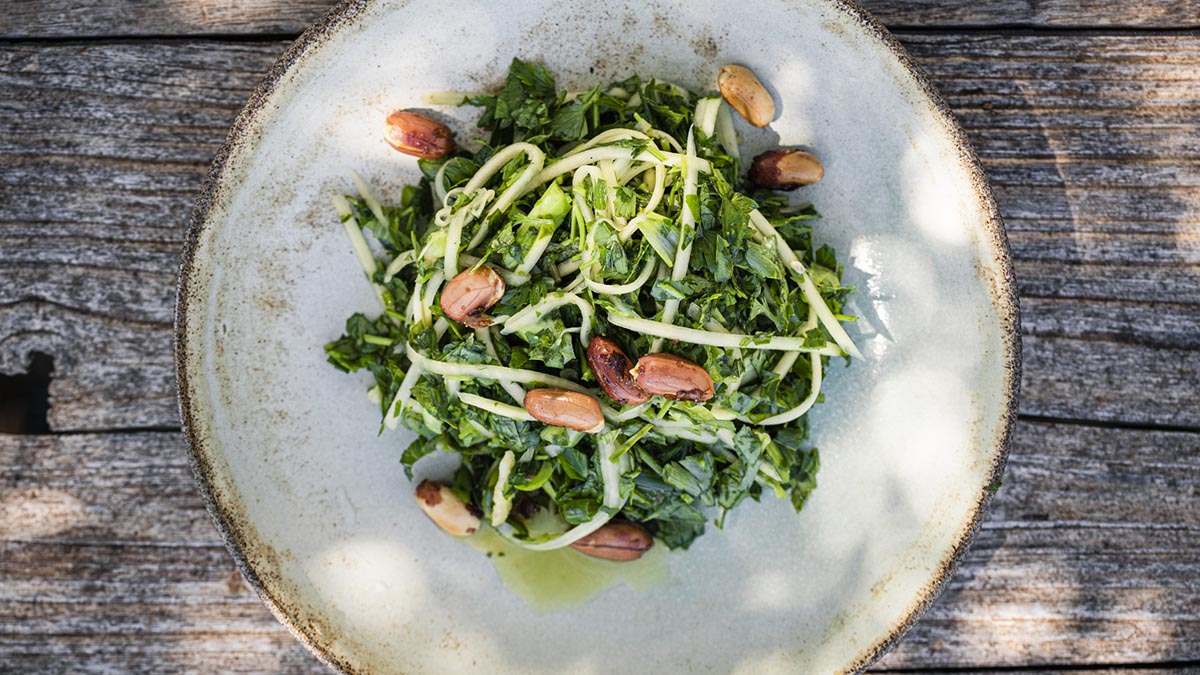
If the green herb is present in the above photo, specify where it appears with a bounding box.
[326,59,857,552]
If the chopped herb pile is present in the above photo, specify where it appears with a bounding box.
[326,59,857,552]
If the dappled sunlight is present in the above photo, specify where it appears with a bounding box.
[284,0,502,197]
[298,535,437,662]
[764,58,818,141]
[848,234,939,354]
[742,569,798,611]
[900,127,975,248]
[846,236,895,344]
[306,537,430,614]
[1002,40,1200,304]
[867,365,974,480]
[174,0,1040,671]
[0,487,89,538]
[297,534,589,674]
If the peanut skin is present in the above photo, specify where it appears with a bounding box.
[524,388,606,434]
[632,353,715,402]
[749,149,824,191]
[415,480,481,537]
[570,522,654,561]
[385,110,456,159]
[717,65,776,128]
[440,266,505,328]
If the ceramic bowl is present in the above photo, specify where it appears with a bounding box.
[176,0,1020,672]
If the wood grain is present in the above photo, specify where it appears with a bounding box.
[0,420,1195,671]
[878,670,1200,675]
[2,0,1199,38]
[0,0,337,38]
[2,35,1198,431]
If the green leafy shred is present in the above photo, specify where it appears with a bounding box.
[325,59,857,552]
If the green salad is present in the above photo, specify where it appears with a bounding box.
[325,59,858,558]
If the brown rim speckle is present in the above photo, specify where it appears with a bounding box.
[820,1,1020,672]
[176,3,373,674]
[174,0,1020,673]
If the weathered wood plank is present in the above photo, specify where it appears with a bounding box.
[0,303,178,431]
[0,34,1197,433]
[0,432,201,543]
[1,420,1196,670]
[2,0,1199,38]
[1019,292,1200,434]
[883,419,1200,667]
[0,0,336,38]
[1021,336,1200,428]
[0,636,324,675]
[1020,297,1200,351]
[877,670,1200,675]
[902,33,1200,314]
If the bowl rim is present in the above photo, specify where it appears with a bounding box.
[174,0,1021,672]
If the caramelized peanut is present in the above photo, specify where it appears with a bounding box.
[586,336,651,405]
[749,149,824,190]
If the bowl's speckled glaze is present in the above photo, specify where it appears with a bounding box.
[176,1,1019,672]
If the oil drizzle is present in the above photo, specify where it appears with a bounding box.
[465,529,668,612]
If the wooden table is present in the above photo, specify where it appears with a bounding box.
[1,1,1198,672]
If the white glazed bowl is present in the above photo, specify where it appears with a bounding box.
[176,0,1019,672]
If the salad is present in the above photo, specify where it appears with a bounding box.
[325,59,858,561]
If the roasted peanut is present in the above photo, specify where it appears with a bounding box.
[570,522,654,561]
[523,388,606,434]
[749,149,824,190]
[440,266,505,328]
[415,480,481,537]
[586,336,651,406]
[384,110,456,159]
[717,65,776,128]
[632,353,715,402]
